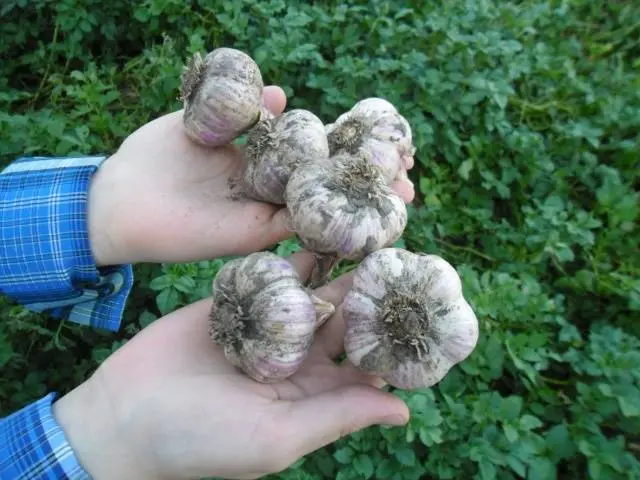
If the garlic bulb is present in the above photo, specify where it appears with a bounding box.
[343,248,479,390]
[180,48,266,147]
[208,252,335,383]
[326,98,415,184]
[240,109,330,204]
[285,152,407,263]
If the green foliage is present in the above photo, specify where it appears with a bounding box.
[1,0,639,478]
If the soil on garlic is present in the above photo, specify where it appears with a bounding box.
[328,116,411,156]
[325,159,399,253]
[209,284,305,365]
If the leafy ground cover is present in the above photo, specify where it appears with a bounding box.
[1,1,639,478]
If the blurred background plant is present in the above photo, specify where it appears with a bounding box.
[1,1,638,478]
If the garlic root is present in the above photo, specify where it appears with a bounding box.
[343,248,479,389]
[208,252,335,383]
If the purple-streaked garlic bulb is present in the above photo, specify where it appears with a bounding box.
[180,48,268,147]
[240,109,330,204]
[208,252,334,383]
[284,152,407,286]
[343,248,479,390]
[326,97,415,184]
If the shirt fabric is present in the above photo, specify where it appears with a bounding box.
[0,155,133,479]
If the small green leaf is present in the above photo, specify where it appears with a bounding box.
[618,396,640,417]
[503,423,519,442]
[173,276,197,294]
[500,396,523,420]
[528,457,556,480]
[519,414,543,430]
[149,275,173,291]
[353,454,374,479]
[588,458,602,480]
[545,424,575,460]
[506,455,526,477]
[395,447,416,466]
[458,158,474,180]
[478,459,497,479]
[333,447,353,464]
[156,288,180,315]
[138,310,157,329]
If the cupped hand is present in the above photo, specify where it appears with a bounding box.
[87,86,415,267]
[54,251,409,479]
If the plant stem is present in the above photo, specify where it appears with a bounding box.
[434,238,495,262]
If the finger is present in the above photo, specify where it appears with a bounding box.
[219,205,296,256]
[404,155,414,170]
[391,177,415,203]
[314,303,348,359]
[277,385,409,463]
[263,86,287,115]
[286,251,316,284]
[311,273,355,360]
[339,360,387,389]
[313,270,355,307]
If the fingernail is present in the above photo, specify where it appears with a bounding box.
[381,414,408,426]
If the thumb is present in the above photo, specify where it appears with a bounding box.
[280,385,409,459]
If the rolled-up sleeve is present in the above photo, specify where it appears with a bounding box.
[0,392,91,479]
[0,155,133,332]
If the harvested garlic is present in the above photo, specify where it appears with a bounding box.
[343,248,479,390]
[326,98,415,184]
[285,152,407,260]
[208,252,335,383]
[240,109,329,204]
[180,48,267,147]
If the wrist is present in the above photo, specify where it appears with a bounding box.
[86,155,129,267]
[52,376,152,479]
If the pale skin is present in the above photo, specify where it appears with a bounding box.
[54,86,414,479]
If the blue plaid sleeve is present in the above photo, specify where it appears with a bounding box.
[0,393,91,480]
[0,156,133,332]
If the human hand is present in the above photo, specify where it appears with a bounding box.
[53,251,409,479]
[87,86,415,267]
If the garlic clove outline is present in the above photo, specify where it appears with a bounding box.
[180,48,265,147]
[240,109,329,204]
[326,97,416,184]
[208,252,335,383]
[342,248,479,390]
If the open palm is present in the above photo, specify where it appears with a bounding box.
[75,252,408,479]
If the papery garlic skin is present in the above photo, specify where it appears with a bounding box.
[285,153,408,261]
[208,252,334,383]
[326,98,415,184]
[343,248,479,389]
[181,48,264,147]
[241,109,329,204]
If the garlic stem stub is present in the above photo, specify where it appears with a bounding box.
[285,152,408,262]
[326,97,415,184]
[180,48,265,147]
[241,109,330,204]
[343,248,479,390]
[208,252,334,383]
